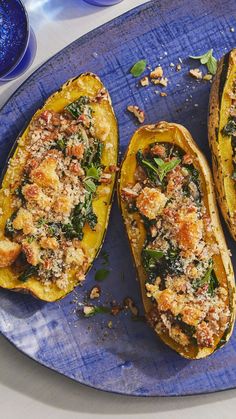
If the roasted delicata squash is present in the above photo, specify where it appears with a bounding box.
[0,73,118,301]
[118,121,235,359]
[209,49,236,239]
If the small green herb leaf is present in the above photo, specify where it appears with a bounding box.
[95,268,110,281]
[141,159,159,174]
[207,55,217,75]
[189,49,217,75]
[85,165,101,180]
[154,158,181,181]
[84,305,111,317]
[84,178,97,193]
[130,59,147,77]
[56,137,67,151]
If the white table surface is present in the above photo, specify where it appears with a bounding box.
[0,1,236,418]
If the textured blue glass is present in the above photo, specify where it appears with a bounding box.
[84,0,123,6]
[0,0,29,78]
[0,0,236,397]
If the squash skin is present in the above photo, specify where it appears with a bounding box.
[0,73,118,302]
[208,49,236,240]
[118,121,235,359]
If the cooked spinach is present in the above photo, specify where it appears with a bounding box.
[63,193,97,240]
[193,261,219,295]
[47,223,61,237]
[82,139,103,168]
[5,212,17,238]
[19,265,39,282]
[222,118,236,136]
[65,96,92,119]
[142,248,164,271]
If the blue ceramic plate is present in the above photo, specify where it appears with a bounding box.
[0,0,236,397]
[0,0,29,78]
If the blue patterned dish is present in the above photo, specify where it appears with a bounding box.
[0,0,236,397]
[0,0,29,78]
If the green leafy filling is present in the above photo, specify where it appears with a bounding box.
[65,96,92,119]
[19,265,39,282]
[193,261,219,296]
[222,118,236,137]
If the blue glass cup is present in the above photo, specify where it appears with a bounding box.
[0,0,36,82]
[84,0,123,6]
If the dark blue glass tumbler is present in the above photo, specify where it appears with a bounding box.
[84,0,123,6]
[0,0,36,81]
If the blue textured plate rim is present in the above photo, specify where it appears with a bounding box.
[2,329,236,398]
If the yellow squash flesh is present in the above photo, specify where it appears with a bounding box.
[118,121,235,359]
[209,49,236,239]
[0,73,118,301]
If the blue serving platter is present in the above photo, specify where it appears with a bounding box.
[0,0,236,397]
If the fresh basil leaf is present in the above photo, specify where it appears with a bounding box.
[85,165,100,179]
[84,306,111,317]
[156,158,181,182]
[130,59,147,77]
[84,178,97,193]
[189,49,217,75]
[207,55,217,75]
[153,157,165,167]
[95,268,110,281]
[141,159,159,174]
[189,49,213,62]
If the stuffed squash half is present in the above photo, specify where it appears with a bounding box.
[118,122,235,359]
[209,48,236,239]
[0,73,118,302]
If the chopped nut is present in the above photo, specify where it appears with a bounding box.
[124,297,139,317]
[121,187,139,199]
[100,173,112,184]
[140,76,149,87]
[160,92,167,97]
[203,73,213,81]
[83,306,95,316]
[127,105,145,124]
[150,66,163,78]
[108,165,119,173]
[176,64,182,71]
[152,77,168,87]
[107,320,113,329]
[189,68,202,79]
[111,305,121,316]
[89,286,101,299]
